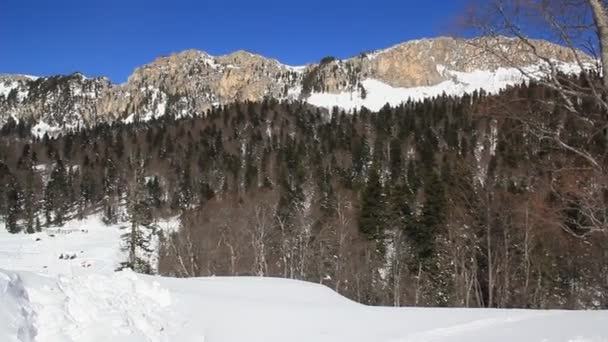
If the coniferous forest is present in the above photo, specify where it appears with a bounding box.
[1,78,607,309]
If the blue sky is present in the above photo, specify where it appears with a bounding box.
[0,0,466,83]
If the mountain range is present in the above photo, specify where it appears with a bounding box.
[0,36,586,136]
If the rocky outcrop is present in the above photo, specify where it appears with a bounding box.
[0,73,112,131]
[0,36,590,134]
[305,36,587,92]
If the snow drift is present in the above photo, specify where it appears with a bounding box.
[0,217,607,342]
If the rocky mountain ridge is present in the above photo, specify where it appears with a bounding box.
[0,36,588,135]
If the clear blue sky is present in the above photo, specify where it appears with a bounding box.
[0,0,466,83]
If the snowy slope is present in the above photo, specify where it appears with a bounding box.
[1,269,607,342]
[0,215,122,275]
[306,63,581,112]
[1,216,607,342]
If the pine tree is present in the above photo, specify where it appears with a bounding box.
[408,170,446,261]
[406,161,420,195]
[146,176,162,209]
[119,159,155,274]
[351,137,371,188]
[389,183,413,232]
[358,165,386,241]
[102,156,119,225]
[79,156,98,219]
[173,167,193,210]
[44,158,69,226]
[18,145,38,234]
[389,139,403,182]
[23,168,37,234]
[6,183,22,234]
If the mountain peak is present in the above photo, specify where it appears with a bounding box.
[0,36,590,135]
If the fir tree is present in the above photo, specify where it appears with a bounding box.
[119,159,155,274]
[358,165,386,241]
[6,183,22,234]
[102,157,119,225]
[44,158,69,226]
[408,170,446,261]
[18,146,38,234]
[23,168,37,234]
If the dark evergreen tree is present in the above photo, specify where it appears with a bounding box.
[5,182,22,234]
[358,165,386,241]
[102,157,119,225]
[119,159,155,274]
[44,158,69,226]
[23,168,37,234]
[408,170,446,261]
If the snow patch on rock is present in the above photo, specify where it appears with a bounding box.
[306,62,584,112]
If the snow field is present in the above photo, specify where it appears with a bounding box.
[0,215,607,342]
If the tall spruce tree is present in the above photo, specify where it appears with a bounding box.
[409,170,446,261]
[119,158,155,274]
[18,145,38,233]
[23,168,37,233]
[102,156,119,225]
[358,165,386,241]
[44,158,69,226]
[6,182,23,234]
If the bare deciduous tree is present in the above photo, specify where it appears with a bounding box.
[463,0,608,236]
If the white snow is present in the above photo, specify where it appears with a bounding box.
[155,216,180,235]
[306,63,585,112]
[1,269,607,342]
[363,43,403,60]
[0,81,19,98]
[17,88,29,102]
[284,64,307,72]
[0,213,607,342]
[122,87,168,123]
[0,79,29,102]
[30,120,75,139]
[201,54,219,69]
[0,215,122,275]
[0,271,37,342]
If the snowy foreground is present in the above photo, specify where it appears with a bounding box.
[1,216,607,342]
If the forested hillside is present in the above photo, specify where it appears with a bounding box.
[1,76,606,309]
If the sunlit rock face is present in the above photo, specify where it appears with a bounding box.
[0,36,587,135]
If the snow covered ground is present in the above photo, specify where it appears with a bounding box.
[0,215,122,275]
[1,216,607,342]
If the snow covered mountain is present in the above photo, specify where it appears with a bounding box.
[0,36,588,136]
[1,216,607,342]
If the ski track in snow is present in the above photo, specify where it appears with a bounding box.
[391,313,550,342]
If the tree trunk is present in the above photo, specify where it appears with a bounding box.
[486,193,494,308]
[589,0,608,88]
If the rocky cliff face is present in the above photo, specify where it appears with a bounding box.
[0,73,112,135]
[303,36,584,93]
[362,36,581,87]
[0,36,588,135]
